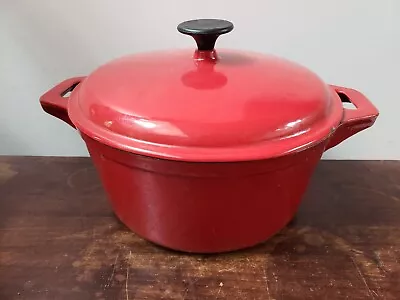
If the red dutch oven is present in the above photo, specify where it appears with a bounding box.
[40,19,379,253]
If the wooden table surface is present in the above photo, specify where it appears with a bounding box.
[0,157,399,300]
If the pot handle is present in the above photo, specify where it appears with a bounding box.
[325,85,379,150]
[40,77,86,128]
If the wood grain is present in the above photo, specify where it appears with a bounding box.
[0,157,399,299]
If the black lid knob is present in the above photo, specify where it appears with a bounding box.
[177,19,234,51]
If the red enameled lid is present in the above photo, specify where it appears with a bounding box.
[68,19,343,162]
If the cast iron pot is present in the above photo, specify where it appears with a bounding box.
[40,19,379,253]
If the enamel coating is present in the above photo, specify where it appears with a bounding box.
[83,134,327,253]
[67,49,344,162]
[40,79,378,252]
[39,19,379,253]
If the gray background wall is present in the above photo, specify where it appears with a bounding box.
[1,1,398,159]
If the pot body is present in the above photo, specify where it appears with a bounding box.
[82,133,327,253]
[40,77,378,253]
